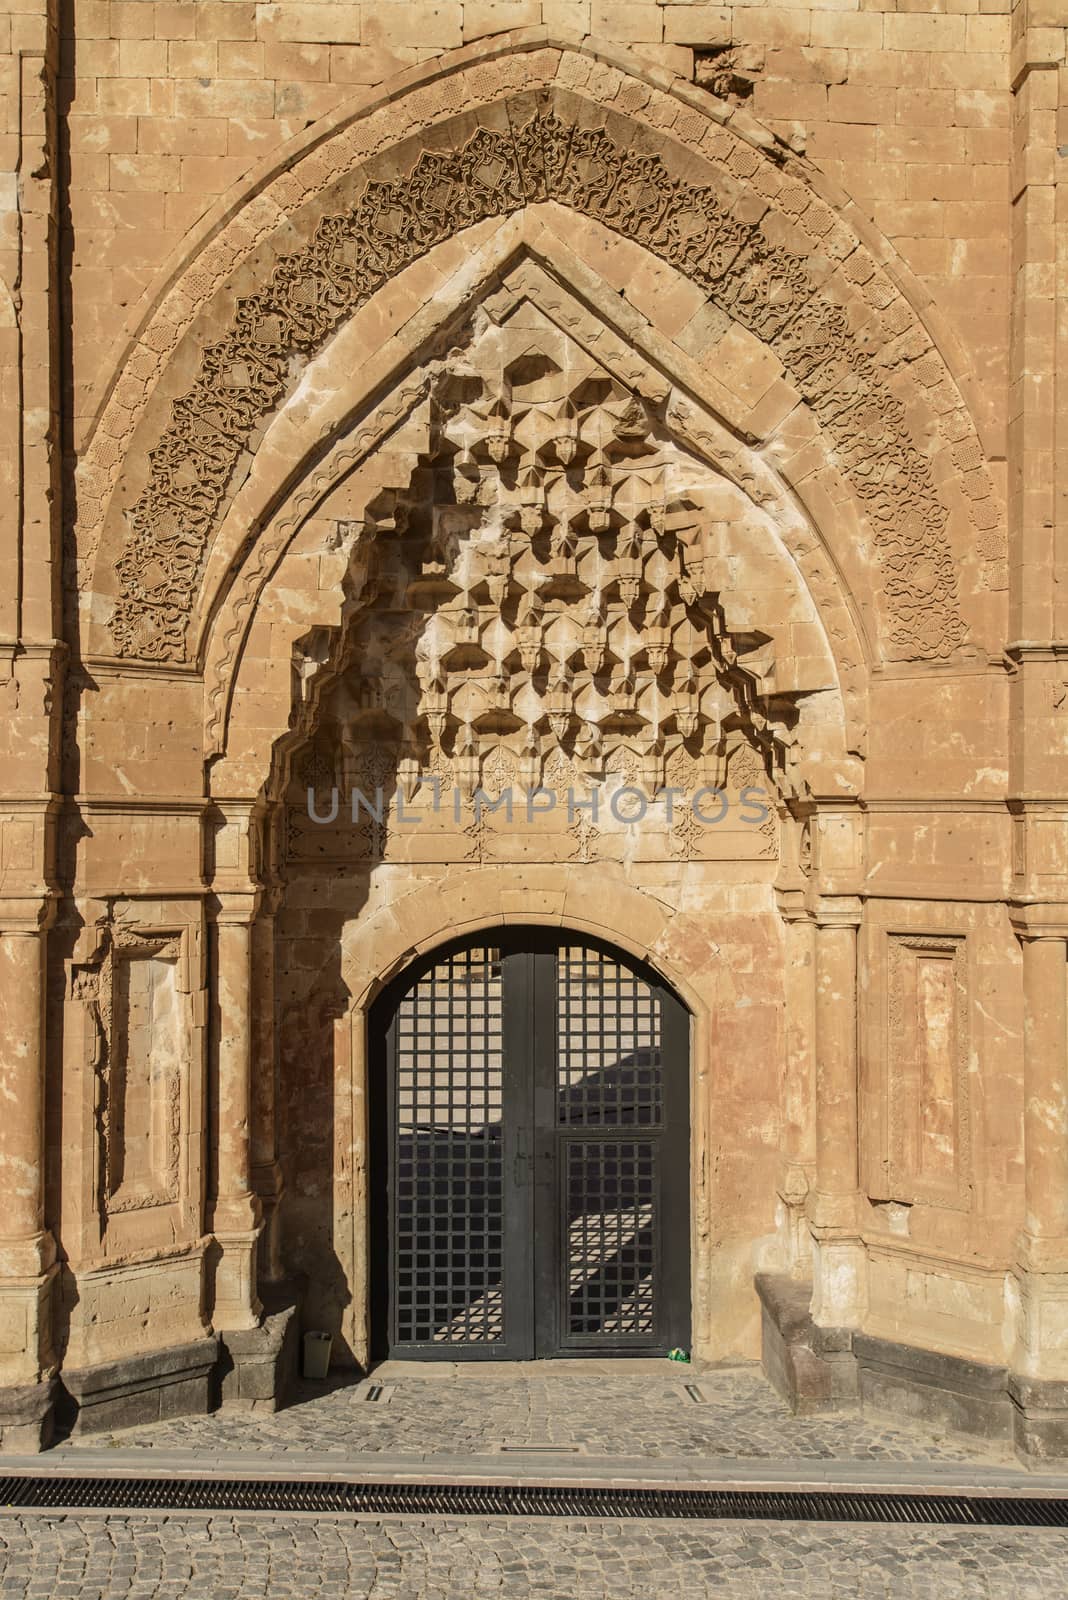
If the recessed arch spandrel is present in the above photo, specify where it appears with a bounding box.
[82,45,1004,671]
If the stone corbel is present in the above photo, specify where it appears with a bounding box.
[0,796,61,907]
[0,645,15,716]
[69,897,112,967]
[206,801,267,901]
[806,804,866,904]
[0,894,55,936]
[775,806,814,904]
[812,893,864,930]
[1010,809,1068,904]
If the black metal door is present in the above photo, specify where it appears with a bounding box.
[370,932,690,1359]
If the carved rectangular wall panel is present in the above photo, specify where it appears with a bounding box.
[885,933,971,1210]
[107,947,183,1212]
[71,924,192,1245]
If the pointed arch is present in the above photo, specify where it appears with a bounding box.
[200,223,863,805]
[77,37,1005,680]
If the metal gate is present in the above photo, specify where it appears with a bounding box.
[369,932,690,1359]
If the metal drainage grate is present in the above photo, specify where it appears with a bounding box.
[498,1445,580,1454]
[361,1384,395,1404]
[1,1478,1067,1526]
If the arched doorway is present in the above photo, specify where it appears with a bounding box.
[368,930,690,1360]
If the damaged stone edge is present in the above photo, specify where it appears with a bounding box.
[757,1272,1068,1468]
[2,1305,301,1447]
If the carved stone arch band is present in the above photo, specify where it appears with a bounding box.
[81,43,1005,670]
[199,233,868,770]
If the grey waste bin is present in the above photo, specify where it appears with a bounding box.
[302,1331,332,1380]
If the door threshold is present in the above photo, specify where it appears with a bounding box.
[367,1356,698,1380]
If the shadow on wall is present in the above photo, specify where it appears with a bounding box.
[391,1052,661,1345]
[276,883,358,1365]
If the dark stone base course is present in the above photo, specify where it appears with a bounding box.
[45,1302,300,1442]
[0,1377,57,1454]
[757,1271,1068,1468]
[758,1274,857,1414]
[60,1339,221,1437]
[6,1278,1067,1460]
[854,1331,1011,1443]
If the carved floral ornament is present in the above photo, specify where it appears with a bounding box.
[109,107,983,668]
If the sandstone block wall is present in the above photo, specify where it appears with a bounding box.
[0,0,1066,1454]
[51,0,1015,455]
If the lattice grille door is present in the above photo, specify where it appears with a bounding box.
[392,946,507,1347]
[374,933,689,1359]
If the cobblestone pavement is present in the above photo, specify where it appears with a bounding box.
[59,1362,1009,1464]
[0,1511,1064,1599]
[10,1364,1051,1597]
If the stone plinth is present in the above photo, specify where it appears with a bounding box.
[217,1306,299,1413]
[61,1339,220,1437]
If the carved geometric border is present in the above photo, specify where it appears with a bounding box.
[109,105,971,666]
[203,372,432,751]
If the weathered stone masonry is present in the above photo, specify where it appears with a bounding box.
[2,0,1068,1462]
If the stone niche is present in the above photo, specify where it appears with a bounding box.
[72,927,189,1235]
[61,909,207,1375]
[265,299,841,1362]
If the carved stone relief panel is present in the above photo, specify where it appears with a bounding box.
[201,253,859,773]
[882,932,972,1211]
[104,109,973,666]
[280,314,802,868]
[71,924,189,1234]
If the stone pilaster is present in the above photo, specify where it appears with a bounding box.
[1010,917,1068,1372]
[778,906,817,1273]
[250,899,284,1284]
[1008,913,1068,1459]
[206,801,305,1409]
[808,898,865,1329]
[0,904,58,1449]
[775,815,818,1275]
[210,898,263,1332]
[1021,933,1068,1253]
[1006,5,1068,1456]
